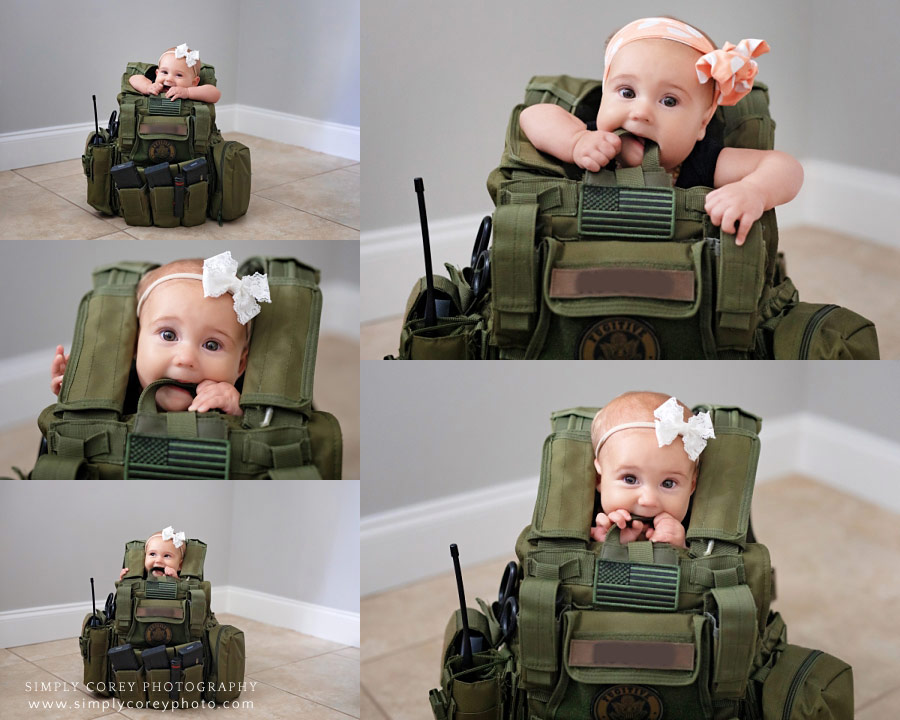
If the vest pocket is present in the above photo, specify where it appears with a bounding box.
[83,141,114,215]
[113,667,146,706]
[205,623,245,702]
[772,302,879,359]
[210,140,251,223]
[148,186,179,227]
[145,667,170,708]
[79,620,111,694]
[760,644,853,719]
[182,180,208,226]
[118,186,152,226]
[180,663,204,705]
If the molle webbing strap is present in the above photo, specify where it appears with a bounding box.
[240,258,322,411]
[499,180,577,215]
[549,407,596,434]
[192,104,211,154]
[528,431,594,542]
[491,203,539,346]
[188,587,206,638]
[115,583,134,635]
[28,454,94,479]
[708,585,758,699]
[715,222,766,351]
[119,102,136,152]
[518,577,560,690]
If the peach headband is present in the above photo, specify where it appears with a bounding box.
[603,17,769,107]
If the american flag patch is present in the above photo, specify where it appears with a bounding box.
[594,559,681,610]
[579,185,675,239]
[124,434,230,479]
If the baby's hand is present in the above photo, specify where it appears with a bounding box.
[644,512,687,548]
[188,380,243,416]
[571,130,622,173]
[704,179,766,246]
[147,82,164,96]
[51,345,69,395]
[165,86,191,100]
[165,566,180,579]
[119,568,128,581]
[591,509,648,544]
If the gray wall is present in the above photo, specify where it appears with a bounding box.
[0,239,358,363]
[0,0,359,133]
[361,361,900,516]
[0,480,359,614]
[236,0,360,126]
[361,0,898,232]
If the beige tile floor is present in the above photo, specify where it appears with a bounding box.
[0,333,360,480]
[361,226,900,360]
[361,475,900,719]
[0,133,359,240]
[1,613,359,719]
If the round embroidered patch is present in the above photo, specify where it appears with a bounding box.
[145,622,173,646]
[578,317,661,360]
[148,139,177,163]
[592,685,663,720]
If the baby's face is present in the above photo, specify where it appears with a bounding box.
[144,536,183,577]
[136,280,249,412]
[595,428,697,522]
[597,39,716,172]
[156,54,200,89]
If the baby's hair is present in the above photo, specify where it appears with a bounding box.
[591,391,692,458]
[146,530,186,559]
[604,16,716,48]
[137,259,204,307]
[158,46,202,77]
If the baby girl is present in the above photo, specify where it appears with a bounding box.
[590,391,715,549]
[51,251,270,416]
[119,526,185,581]
[519,17,803,245]
[128,43,221,103]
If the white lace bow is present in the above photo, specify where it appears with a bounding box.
[202,251,271,324]
[654,397,716,461]
[161,526,186,549]
[175,43,200,68]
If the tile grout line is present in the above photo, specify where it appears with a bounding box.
[244,676,360,718]
[361,633,442,667]
[362,683,393,720]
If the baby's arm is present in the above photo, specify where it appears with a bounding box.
[706,149,804,245]
[129,74,163,96]
[644,512,687,548]
[50,345,69,395]
[188,380,242,416]
[164,84,221,103]
[519,104,622,172]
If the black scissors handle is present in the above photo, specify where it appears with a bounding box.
[471,216,493,300]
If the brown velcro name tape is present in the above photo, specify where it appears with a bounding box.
[549,267,695,301]
[568,640,694,670]
[139,123,188,136]
[135,606,184,620]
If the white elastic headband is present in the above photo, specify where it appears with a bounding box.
[136,251,271,325]
[595,397,716,462]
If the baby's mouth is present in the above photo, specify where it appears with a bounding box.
[151,567,166,576]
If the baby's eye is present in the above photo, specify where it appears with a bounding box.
[661,96,678,108]
[203,340,221,351]
[623,474,638,485]
[160,330,176,341]
[662,479,676,489]
[618,87,636,99]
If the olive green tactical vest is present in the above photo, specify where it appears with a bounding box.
[30,257,342,479]
[394,77,879,359]
[429,406,854,720]
[82,62,251,226]
[79,538,246,707]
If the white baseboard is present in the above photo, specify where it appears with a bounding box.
[0,586,358,649]
[0,104,358,171]
[359,159,900,323]
[231,104,359,161]
[360,413,900,595]
[0,285,356,431]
